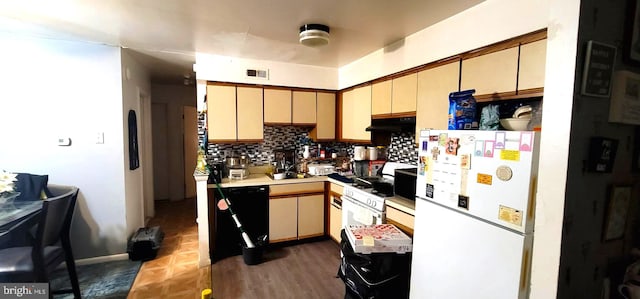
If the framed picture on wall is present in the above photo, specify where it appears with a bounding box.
[602,185,632,242]
[624,0,640,66]
[580,41,617,97]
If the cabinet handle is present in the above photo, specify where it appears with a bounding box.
[331,202,342,209]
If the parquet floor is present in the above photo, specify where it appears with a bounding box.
[128,198,211,299]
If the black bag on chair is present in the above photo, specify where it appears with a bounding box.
[127,226,164,261]
[337,229,412,299]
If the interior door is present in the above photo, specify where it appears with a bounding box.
[152,103,169,200]
[183,106,198,199]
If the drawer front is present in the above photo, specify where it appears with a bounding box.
[269,182,324,197]
[329,183,344,195]
[386,206,415,230]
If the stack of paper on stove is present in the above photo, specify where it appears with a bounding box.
[345,224,412,254]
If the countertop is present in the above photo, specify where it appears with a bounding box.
[209,171,416,215]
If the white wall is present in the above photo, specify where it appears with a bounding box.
[0,35,128,258]
[121,49,152,237]
[150,84,196,201]
[194,53,338,90]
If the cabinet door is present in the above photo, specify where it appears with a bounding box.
[391,73,417,114]
[298,194,325,239]
[371,80,392,116]
[518,39,547,92]
[329,200,342,242]
[352,85,372,141]
[207,84,237,141]
[292,91,316,125]
[236,86,263,141]
[264,88,291,124]
[416,61,460,135]
[461,47,519,96]
[269,196,298,243]
[311,92,335,141]
[341,89,355,140]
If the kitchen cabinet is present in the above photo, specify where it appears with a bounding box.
[371,74,417,118]
[268,182,325,243]
[391,73,417,114]
[518,39,547,92]
[264,88,292,124]
[341,85,371,142]
[461,46,519,98]
[328,183,343,243]
[386,205,414,237]
[298,194,325,238]
[236,86,264,141]
[416,60,460,135]
[206,84,263,142]
[206,84,237,141]
[292,91,317,125]
[269,196,298,242]
[310,92,336,141]
[371,80,392,117]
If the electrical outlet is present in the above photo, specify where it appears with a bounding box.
[96,132,104,144]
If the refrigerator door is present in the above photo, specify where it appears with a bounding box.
[417,129,539,234]
[410,198,533,299]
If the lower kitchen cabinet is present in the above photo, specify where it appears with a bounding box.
[298,194,325,238]
[386,205,414,237]
[269,196,298,242]
[328,183,343,242]
[268,182,325,243]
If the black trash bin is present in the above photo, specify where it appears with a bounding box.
[337,229,412,299]
[242,245,263,265]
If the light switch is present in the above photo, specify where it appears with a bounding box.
[57,137,71,146]
[96,132,104,144]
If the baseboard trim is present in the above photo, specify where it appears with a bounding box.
[75,254,130,266]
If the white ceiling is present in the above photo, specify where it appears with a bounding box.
[0,0,484,84]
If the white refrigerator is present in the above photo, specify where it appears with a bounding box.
[410,129,539,299]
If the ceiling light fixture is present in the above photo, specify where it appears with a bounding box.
[299,24,330,47]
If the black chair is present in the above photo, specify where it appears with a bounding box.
[0,185,81,299]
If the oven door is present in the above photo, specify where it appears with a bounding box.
[341,195,384,228]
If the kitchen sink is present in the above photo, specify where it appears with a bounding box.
[267,172,314,180]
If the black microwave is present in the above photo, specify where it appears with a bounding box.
[394,168,417,200]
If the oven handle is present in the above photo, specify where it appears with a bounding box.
[331,202,342,209]
[342,195,383,216]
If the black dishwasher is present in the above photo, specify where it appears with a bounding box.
[209,185,269,263]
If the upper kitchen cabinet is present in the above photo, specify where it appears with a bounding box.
[236,86,264,141]
[371,73,417,118]
[310,92,336,141]
[341,85,371,142]
[518,39,547,92]
[391,73,417,115]
[416,60,460,136]
[207,84,237,142]
[371,80,392,117]
[292,91,317,125]
[264,88,292,125]
[461,46,519,100]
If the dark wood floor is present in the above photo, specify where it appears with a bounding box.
[211,240,345,299]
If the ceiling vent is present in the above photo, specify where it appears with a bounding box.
[299,24,330,47]
[246,69,269,79]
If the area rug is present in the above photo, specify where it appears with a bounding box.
[50,259,142,299]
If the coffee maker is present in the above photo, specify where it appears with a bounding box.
[208,162,224,184]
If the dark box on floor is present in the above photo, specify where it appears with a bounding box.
[127,226,164,261]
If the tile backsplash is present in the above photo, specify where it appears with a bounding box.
[198,112,418,165]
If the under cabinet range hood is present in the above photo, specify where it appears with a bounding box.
[367,116,416,145]
[366,117,416,133]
